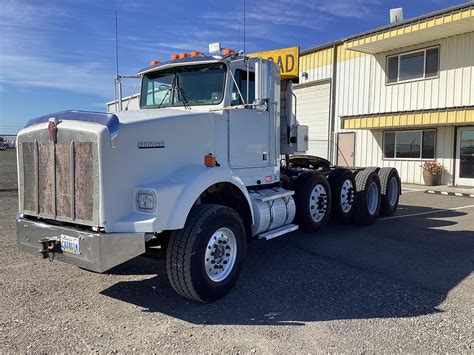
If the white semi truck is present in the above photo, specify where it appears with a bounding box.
[16,46,401,302]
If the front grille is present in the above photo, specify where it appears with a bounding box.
[19,137,98,226]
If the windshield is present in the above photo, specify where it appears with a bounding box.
[140,63,227,108]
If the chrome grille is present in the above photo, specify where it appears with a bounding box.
[19,136,98,226]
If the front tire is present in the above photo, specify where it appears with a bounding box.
[166,204,246,302]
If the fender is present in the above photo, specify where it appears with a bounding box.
[134,164,254,232]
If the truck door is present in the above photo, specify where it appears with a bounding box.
[228,70,271,168]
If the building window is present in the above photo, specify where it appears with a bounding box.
[386,47,439,84]
[383,130,436,159]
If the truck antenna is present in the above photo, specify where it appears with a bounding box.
[115,9,120,78]
[114,9,123,111]
[243,0,246,53]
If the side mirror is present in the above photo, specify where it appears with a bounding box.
[255,60,272,103]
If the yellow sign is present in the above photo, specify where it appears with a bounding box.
[248,46,299,79]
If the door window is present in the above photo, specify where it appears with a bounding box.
[231,70,255,106]
[459,130,474,179]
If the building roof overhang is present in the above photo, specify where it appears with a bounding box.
[346,4,474,54]
[342,107,474,130]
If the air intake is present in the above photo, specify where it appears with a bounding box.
[390,8,404,24]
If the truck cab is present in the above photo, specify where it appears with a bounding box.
[16,48,401,302]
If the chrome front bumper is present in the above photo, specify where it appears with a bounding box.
[16,215,145,273]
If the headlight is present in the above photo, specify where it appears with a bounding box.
[136,191,156,211]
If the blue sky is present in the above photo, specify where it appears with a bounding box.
[0,0,465,134]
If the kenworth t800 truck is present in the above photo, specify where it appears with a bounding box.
[16,47,401,302]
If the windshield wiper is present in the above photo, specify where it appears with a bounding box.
[157,85,172,109]
[175,76,191,110]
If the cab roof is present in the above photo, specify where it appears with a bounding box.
[137,54,254,76]
[138,55,225,76]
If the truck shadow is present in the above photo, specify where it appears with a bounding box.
[100,205,473,325]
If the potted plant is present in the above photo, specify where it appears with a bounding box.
[422,161,445,186]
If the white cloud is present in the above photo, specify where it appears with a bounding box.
[316,0,381,19]
[0,54,113,97]
[0,0,115,98]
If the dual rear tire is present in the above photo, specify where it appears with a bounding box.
[353,170,382,225]
[328,169,356,224]
[293,172,332,233]
[352,167,401,225]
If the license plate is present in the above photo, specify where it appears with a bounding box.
[60,235,80,255]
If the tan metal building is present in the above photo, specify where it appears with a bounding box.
[296,2,474,186]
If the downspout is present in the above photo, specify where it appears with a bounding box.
[329,42,340,165]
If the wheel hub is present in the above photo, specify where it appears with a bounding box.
[309,184,328,223]
[340,179,355,213]
[367,181,379,215]
[204,228,237,282]
[388,176,398,207]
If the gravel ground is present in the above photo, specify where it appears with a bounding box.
[0,154,473,353]
[0,150,17,190]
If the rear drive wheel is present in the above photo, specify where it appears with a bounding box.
[353,171,381,225]
[294,172,331,233]
[166,204,246,302]
[378,167,400,217]
[328,169,356,224]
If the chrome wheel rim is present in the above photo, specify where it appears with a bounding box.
[367,181,379,215]
[340,179,355,213]
[388,176,398,206]
[204,227,237,283]
[309,184,328,223]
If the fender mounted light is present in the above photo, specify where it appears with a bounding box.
[204,154,218,167]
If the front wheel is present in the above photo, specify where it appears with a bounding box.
[166,204,246,302]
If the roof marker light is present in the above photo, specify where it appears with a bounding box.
[208,42,221,53]
[150,60,159,65]
[177,52,190,59]
[191,51,202,57]
[223,48,234,55]
[170,54,179,60]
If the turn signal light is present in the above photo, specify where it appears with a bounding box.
[223,48,234,55]
[204,154,217,167]
[191,51,202,57]
[150,60,159,65]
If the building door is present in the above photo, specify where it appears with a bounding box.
[337,132,355,167]
[455,127,474,187]
[293,81,331,159]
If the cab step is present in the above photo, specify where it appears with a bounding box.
[258,224,299,240]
